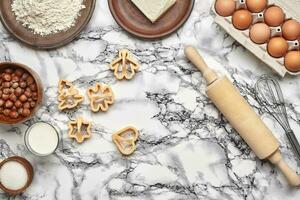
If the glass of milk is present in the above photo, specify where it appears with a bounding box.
[0,156,33,196]
[24,122,60,156]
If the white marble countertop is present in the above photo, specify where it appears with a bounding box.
[1,0,300,199]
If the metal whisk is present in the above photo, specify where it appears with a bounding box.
[255,75,300,161]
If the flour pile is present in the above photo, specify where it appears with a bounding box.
[11,0,86,36]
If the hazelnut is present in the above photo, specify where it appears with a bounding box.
[22,108,31,117]
[3,88,10,95]
[21,73,29,80]
[18,108,23,115]
[12,106,17,111]
[9,111,18,119]
[11,76,19,83]
[3,74,11,82]
[20,81,27,88]
[9,88,14,94]
[2,82,11,88]
[15,87,23,97]
[15,69,24,77]
[0,107,3,114]
[30,101,36,108]
[19,94,27,102]
[26,76,34,85]
[12,82,19,89]
[23,102,30,109]
[5,100,14,108]
[9,94,17,102]
[4,69,13,74]
[29,84,37,91]
[15,100,22,108]
[2,94,9,101]
[0,91,2,97]
[3,109,10,116]
[0,99,4,107]
[32,92,38,100]
[24,91,32,98]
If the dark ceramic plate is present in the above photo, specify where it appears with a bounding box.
[108,0,195,39]
[0,0,96,50]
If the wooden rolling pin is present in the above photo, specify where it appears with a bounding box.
[184,46,300,187]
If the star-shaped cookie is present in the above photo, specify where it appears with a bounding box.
[87,83,114,112]
[58,80,84,110]
[68,117,92,143]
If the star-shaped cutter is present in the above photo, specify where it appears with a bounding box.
[87,82,115,112]
[109,49,139,80]
[68,117,92,143]
[58,80,84,111]
[112,126,139,156]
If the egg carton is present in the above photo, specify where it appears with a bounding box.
[212,0,300,77]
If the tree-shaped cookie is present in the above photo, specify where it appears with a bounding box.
[87,83,114,112]
[68,117,92,143]
[109,49,139,80]
[58,80,84,111]
[112,126,139,156]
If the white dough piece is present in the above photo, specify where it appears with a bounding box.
[131,0,177,23]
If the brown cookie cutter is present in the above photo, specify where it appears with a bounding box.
[68,117,92,143]
[87,83,115,112]
[58,80,84,111]
[109,49,139,80]
[112,126,139,156]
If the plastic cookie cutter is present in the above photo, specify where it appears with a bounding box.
[87,82,115,112]
[58,80,84,111]
[112,126,139,156]
[68,117,92,143]
[109,49,139,80]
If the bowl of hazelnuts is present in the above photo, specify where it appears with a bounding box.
[0,62,43,124]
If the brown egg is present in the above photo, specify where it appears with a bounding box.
[284,51,300,72]
[232,9,253,30]
[215,0,236,17]
[267,37,288,58]
[264,6,285,27]
[249,23,270,44]
[246,0,268,13]
[282,19,300,41]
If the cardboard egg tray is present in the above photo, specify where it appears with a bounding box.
[212,0,300,77]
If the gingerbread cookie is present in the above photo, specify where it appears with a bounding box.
[68,117,92,143]
[58,80,84,111]
[87,83,114,112]
[110,49,139,80]
[112,126,139,156]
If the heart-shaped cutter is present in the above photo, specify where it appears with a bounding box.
[87,82,115,112]
[112,126,139,156]
[58,80,84,111]
[109,49,139,80]
[68,117,92,143]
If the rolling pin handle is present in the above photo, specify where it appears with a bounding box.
[184,46,218,84]
[268,150,300,187]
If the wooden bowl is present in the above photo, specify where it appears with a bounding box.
[0,156,34,196]
[0,62,43,124]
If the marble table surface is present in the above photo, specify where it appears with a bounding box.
[1,0,300,199]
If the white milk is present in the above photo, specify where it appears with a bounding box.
[26,122,59,156]
[0,161,28,190]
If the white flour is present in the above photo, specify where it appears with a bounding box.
[11,0,86,36]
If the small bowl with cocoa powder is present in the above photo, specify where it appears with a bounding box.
[0,62,43,124]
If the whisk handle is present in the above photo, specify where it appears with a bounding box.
[286,130,300,161]
[268,150,300,187]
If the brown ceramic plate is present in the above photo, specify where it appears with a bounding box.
[108,0,194,39]
[0,0,96,50]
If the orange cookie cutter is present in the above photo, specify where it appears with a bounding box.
[58,80,84,111]
[112,126,139,156]
[87,82,115,112]
[109,49,139,80]
[68,117,92,143]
